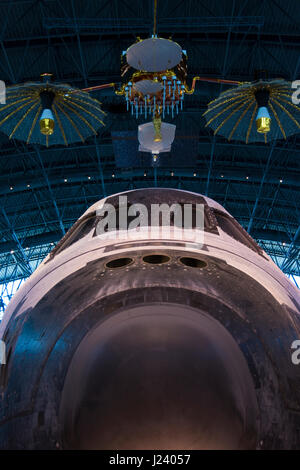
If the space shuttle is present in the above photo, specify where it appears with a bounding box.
[0,188,299,449]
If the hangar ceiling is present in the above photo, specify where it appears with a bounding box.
[0,0,299,313]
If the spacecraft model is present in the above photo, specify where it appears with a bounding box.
[117,36,187,120]
[108,34,240,159]
[137,117,176,160]
[84,36,240,120]
[0,73,106,147]
[1,0,299,149]
[204,78,300,143]
[0,188,299,450]
[115,35,184,160]
[77,0,241,122]
[78,0,242,156]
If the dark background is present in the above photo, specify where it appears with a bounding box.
[0,0,299,311]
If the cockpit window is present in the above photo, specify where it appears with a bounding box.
[47,213,97,260]
[213,209,264,256]
[47,203,220,261]
[65,216,96,247]
[47,203,264,262]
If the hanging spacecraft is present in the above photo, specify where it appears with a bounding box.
[118,36,187,120]
[0,188,299,450]
[138,114,176,160]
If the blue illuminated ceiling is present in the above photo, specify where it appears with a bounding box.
[0,0,299,312]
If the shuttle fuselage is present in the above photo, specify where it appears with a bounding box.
[0,188,299,449]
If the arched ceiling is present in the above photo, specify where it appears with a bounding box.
[0,0,299,305]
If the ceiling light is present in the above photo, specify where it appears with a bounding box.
[39,108,55,136]
[256,106,271,134]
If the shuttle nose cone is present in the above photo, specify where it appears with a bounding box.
[60,304,258,450]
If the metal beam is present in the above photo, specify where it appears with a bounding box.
[35,146,65,236]
[71,0,88,87]
[1,207,32,276]
[94,136,107,197]
[282,225,300,271]
[247,140,276,234]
